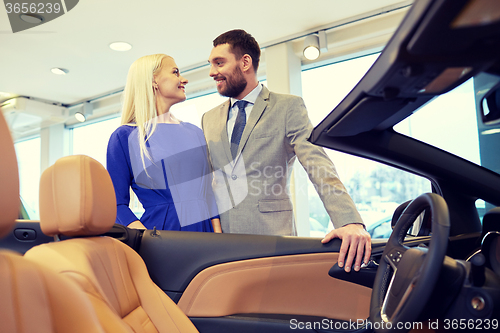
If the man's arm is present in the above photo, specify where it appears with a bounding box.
[284,95,371,271]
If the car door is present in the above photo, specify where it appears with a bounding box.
[138,230,381,332]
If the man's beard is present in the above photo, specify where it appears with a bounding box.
[218,66,247,98]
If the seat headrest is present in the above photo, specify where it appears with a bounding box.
[0,110,20,238]
[39,155,117,237]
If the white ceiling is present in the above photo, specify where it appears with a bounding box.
[0,0,410,106]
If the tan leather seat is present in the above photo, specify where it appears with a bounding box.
[0,111,105,333]
[25,155,199,333]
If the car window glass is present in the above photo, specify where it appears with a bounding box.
[394,78,499,219]
[306,151,432,239]
[394,79,480,167]
[476,199,497,223]
[301,52,431,238]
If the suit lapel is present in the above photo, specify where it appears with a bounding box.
[234,86,270,162]
[218,100,233,165]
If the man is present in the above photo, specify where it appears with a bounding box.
[202,29,371,272]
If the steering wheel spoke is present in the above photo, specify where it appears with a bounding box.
[381,274,417,323]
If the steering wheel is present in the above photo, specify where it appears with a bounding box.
[370,193,450,332]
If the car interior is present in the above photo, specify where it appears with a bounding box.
[24,154,199,333]
[1,0,500,332]
[0,105,106,333]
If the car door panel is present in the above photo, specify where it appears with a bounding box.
[139,230,382,332]
[1,221,380,331]
[139,231,382,294]
[177,252,371,320]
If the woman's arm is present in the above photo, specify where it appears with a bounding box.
[107,127,142,226]
[211,218,222,233]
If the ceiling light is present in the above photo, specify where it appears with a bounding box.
[74,111,86,122]
[51,68,69,75]
[303,35,320,60]
[109,42,132,51]
[303,30,328,61]
[75,102,93,122]
[20,14,43,24]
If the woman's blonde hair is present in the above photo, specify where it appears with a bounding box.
[121,54,170,171]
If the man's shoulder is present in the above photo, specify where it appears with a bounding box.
[206,101,227,114]
[203,101,228,123]
[266,90,304,109]
[266,89,302,102]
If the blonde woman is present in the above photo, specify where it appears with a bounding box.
[107,54,221,232]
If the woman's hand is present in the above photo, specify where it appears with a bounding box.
[127,220,147,230]
[211,218,222,233]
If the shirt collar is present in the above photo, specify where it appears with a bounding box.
[230,84,263,108]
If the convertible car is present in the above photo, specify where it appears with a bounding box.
[1,0,500,332]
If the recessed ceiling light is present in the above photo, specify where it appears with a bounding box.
[51,68,69,75]
[20,14,43,24]
[109,42,132,51]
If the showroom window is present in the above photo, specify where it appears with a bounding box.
[302,53,380,126]
[72,116,121,166]
[171,91,227,128]
[302,149,432,239]
[301,53,432,238]
[15,137,41,219]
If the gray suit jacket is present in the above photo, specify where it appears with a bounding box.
[202,85,362,235]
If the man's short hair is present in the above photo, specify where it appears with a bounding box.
[213,29,261,72]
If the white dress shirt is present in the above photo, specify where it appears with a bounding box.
[227,84,263,140]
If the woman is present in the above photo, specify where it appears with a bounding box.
[107,54,221,232]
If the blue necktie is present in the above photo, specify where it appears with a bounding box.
[230,100,249,159]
